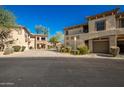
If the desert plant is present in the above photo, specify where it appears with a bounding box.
[3,47,14,55]
[66,46,72,53]
[29,46,33,50]
[12,45,21,52]
[21,46,26,52]
[77,45,89,55]
[110,46,120,57]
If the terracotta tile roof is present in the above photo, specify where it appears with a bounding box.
[87,8,120,20]
[31,34,48,38]
[64,24,88,30]
[116,12,124,18]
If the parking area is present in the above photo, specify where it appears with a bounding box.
[0,57,124,87]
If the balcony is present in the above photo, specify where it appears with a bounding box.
[65,28,124,41]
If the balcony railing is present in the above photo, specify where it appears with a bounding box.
[65,28,124,41]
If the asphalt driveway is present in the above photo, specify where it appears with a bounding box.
[0,57,124,87]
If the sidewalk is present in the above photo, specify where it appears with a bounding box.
[0,50,124,59]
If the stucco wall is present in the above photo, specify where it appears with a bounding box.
[29,38,35,49]
[88,15,116,32]
[10,28,29,50]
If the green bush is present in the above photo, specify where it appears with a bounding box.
[61,47,66,53]
[12,45,21,52]
[60,46,64,52]
[21,46,26,52]
[3,47,14,55]
[48,46,53,49]
[77,45,89,55]
[66,46,72,53]
[29,46,33,50]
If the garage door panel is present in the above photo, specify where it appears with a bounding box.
[93,41,109,53]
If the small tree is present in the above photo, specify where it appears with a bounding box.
[49,36,58,46]
[55,32,64,42]
[35,25,49,35]
[49,32,64,47]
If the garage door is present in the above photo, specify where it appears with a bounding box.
[93,41,109,53]
[118,41,124,53]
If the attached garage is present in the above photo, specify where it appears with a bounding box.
[117,41,124,53]
[93,40,109,53]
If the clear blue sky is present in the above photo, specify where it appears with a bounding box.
[1,5,124,37]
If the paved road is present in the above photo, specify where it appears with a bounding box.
[0,57,124,87]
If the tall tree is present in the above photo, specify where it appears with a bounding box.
[0,8,18,50]
[49,36,58,46]
[49,31,64,46]
[35,25,49,35]
[55,32,64,42]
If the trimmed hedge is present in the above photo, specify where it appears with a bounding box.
[12,45,21,52]
[21,46,26,52]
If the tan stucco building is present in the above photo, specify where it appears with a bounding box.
[64,8,124,54]
[3,26,49,51]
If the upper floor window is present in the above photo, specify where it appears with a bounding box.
[95,20,106,31]
[41,37,45,40]
[65,30,68,35]
[71,36,74,40]
[119,18,124,28]
[83,25,88,33]
[66,37,69,40]
[37,37,39,40]
[76,35,80,39]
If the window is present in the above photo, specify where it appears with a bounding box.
[71,36,74,40]
[76,35,80,39]
[41,37,45,40]
[65,30,68,35]
[66,37,69,40]
[83,25,88,33]
[119,18,124,28]
[37,37,39,40]
[66,42,70,46]
[95,20,106,31]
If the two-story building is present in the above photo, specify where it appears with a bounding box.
[0,26,49,51]
[64,8,124,54]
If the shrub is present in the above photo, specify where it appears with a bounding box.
[61,47,66,53]
[21,46,26,52]
[12,45,21,52]
[3,47,14,55]
[110,46,120,57]
[48,46,53,49]
[60,46,65,52]
[66,46,72,53]
[29,46,33,50]
[77,45,89,55]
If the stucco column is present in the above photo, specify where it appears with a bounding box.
[45,44,48,49]
[88,40,93,53]
[109,35,117,53]
[35,36,37,50]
